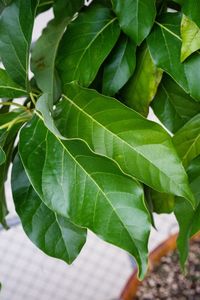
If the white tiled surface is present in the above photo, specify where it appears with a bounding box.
[0,212,178,300]
[0,226,133,300]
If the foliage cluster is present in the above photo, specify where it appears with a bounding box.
[0,0,200,279]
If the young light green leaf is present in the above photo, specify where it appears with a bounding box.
[12,155,87,264]
[56,4,120,87]
[152,74,200,133]
[0,0,38,88]
[121,43,163,116]
[181,14,200,62]
[112,0,156,45]
[0,147,5,165]
[0,69,27,98]
[102,34,136,96]
[19,115,151,279]
[173,114,200,167]
[147,13,200,101]
[175,156,200,268]
[55,83,194,205]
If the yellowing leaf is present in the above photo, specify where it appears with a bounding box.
[181,14,200,62]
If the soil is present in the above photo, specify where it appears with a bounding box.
[135,239,200,300]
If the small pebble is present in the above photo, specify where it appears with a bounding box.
[135,240,200,299]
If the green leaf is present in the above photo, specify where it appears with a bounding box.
[36,0,53,15]
[149,189,175,214]
[147,13,200,101]
[12,155,87,264]
[0,109,31,134]
[0,108,26,227]
[112,0,156,45]
[31,15,65,101]
[0,183,8,229]
[0,0,12,14]
[55,82,194,205]
[0,146,5,165]
[32,1,84,138]
[0,0,38,88]
[0,68,27,98]
[31,0,84,103]
[121,43,163,116]
[181,14,200,62]
[102,34,136,96]
[179,0,200,28]
[56,4,120,87]
[175,156,200,268]
[53,0,84,19]
[173,114,200,167]
[19,115,151,279]
[152,74,200,133]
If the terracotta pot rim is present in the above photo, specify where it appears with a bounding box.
[120,233,178,300]
[120,231,200,300]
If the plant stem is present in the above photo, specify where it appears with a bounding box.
[0,102,27,110]
[0,112,32,130]
[29,92,36,106]
[38,0,54,7]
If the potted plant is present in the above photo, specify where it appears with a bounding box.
[0,0,199,290]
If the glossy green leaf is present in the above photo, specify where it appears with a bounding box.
[56,4,120,87]
[112,0,156,45]
[175,156,200,268]
[55,83,194,205]
[147,13,200,101]
[102,34,136,96]
[121,43,163,116]
[152,74,200,133]
[12,155,87,264]
[173,114,200,167]
[31,0,84,103]
[0,0,38,88]
[0,69,27,98]
[181,14,200,62]
[0,147,5,165]
[19,115,151,278]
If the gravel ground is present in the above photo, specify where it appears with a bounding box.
[135,239,200,300]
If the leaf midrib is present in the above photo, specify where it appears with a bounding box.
[73,17,117,79]
[62,94,188,199]
[182,131,200,163]
[36,115,141,263]
[0,85,27,93]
